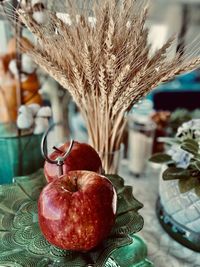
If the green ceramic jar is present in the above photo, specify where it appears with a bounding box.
[0,123,44,184]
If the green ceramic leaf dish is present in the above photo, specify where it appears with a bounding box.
[0,170,153,267]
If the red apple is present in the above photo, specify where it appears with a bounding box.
[44,141,102,183]
[38,171,117,251]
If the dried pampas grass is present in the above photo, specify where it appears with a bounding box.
[7,0,200,173]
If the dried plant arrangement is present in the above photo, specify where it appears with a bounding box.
[5,0,200,173]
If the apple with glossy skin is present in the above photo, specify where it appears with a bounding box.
[38,170,117,251]
[44,141,102,183]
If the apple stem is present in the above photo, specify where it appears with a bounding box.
[53,146,63,153]
[56,157,64,176]
[58,165,64,176]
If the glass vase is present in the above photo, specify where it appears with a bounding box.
[98,145,124,175]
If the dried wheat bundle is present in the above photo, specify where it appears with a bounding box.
[10,0,200,173]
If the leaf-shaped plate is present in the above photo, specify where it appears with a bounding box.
[0,170,152,267]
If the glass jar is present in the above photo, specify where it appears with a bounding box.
[128,114,156,177]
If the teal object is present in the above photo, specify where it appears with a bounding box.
[113,235,154,267]
[156,198,200,253]
[0,123,44,184]
[0,170,153,267]
[147,76,200,101]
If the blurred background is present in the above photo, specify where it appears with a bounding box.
[0,0,200,180]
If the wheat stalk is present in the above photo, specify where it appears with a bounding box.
[12,0,200,173]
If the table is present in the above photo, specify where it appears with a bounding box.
[119,161,200,267]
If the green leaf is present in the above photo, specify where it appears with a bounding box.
[178,177,199,194]
[194,161,200,171]
[184,139,198,146]
[195,183,200,197]
[194,155,200,161]
[157,137,181,146]
[181,139,199,155]
[149,153,172,164]
[163,167,191,180]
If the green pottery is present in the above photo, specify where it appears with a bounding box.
[0,123,44,184]
[0,170,154,266]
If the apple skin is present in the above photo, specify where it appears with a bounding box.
[44,141,102,183]
[38,171,117,251]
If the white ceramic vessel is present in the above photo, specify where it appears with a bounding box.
[159,169,200,233]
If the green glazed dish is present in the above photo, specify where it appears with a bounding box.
[0,170,153,267]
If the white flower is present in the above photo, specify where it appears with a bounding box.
[17,112,34,130]
[33,117,49,135]
[184,119,200,130]
[168,145,193,169]
[17,105,52,134]
[18,105,33,117]
[37,106,52,118]
[28,104,41,116]
[21,54,36,74]
[176,119,200,140]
